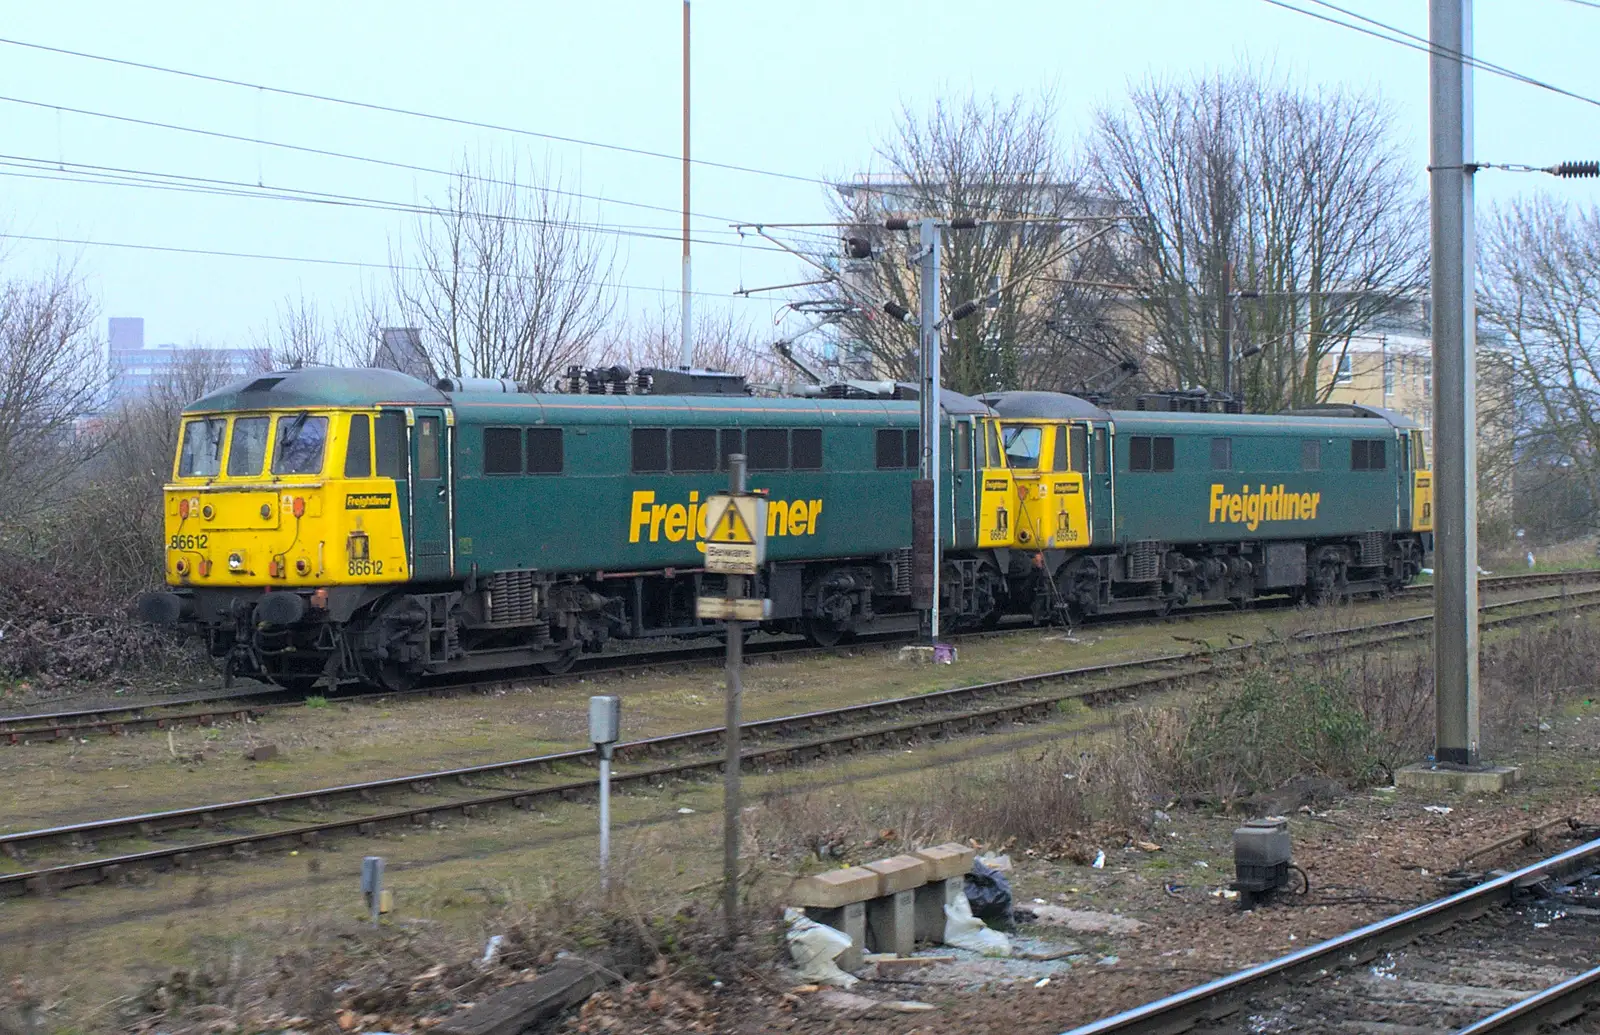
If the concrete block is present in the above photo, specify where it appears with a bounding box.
[864,854,928,895]
[246,743,278,762]
[809,901,866,972]
[914,876,964,943]
[1395,763,1521,794]
[914,843,975,881]
[897,644,957,665]
[866,889,916,956]
[787,866,879,908]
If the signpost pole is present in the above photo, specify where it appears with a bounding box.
[722,453,746,941]
[916,217,943,642]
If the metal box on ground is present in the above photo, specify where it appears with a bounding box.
[1232,818,1291,907]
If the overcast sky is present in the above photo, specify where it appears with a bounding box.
[2,0,1598,351]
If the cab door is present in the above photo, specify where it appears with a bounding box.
[1409,429,1433,532]
[978,418,1015,547]
[408,407,452,580]
[1045,424,1090,548]
[951,417,978,548]
[1089,424,1114,544]
[1002,422,1046,549]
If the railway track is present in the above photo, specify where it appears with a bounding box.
[3,580,1597,899]
[5,569,1595,746]
[1059,835,1600,1035]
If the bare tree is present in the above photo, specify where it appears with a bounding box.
[1091,67,1426,410]
[255,292,379,369]
[826,93,1125,395]
[596,298,781,384]
[1479,196,1600,536]
[392,155,618,388]
[0,262,105,524]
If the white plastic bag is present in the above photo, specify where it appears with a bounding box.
[784,908,859,987]
[943,889,1011,956]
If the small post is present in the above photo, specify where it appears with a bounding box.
[361,855,384,927]
[723,453,746,941]
[589,694,621,893]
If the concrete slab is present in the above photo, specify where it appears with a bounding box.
[867,889,916,956]
[1395,763,1521,794]
[788,866,880,908]
[897,644,957,665]
[865,854,928,895]
[914,843,976,881]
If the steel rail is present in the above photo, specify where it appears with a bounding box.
[6,569,1591,743]
[1057,836,1600,1035]
[3,588,1598,898]
[1453,964,1600,1033]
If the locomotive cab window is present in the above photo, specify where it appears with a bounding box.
[177,417,226,477]
[1070,425,1088,473]
[670,428,716,472]
[632,428,668,472]
[1352,439,1388,471]
[955,422,973,470]
[1411,430,1428,471]
[227,416,270,477]
[1002,424,1042,469]
[483,427,523,474]
[375,412,407,479]
[413,417,441,480]
[345,414,373,477]
[273,413,328,476]
[526,427,563,474]
[1053,426,1069,472]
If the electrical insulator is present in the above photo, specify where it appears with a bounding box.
[950,300,980,322]
[883,301,911,322]
[844,236,872,259]
[1551,161,1600,179]
[949,217,978,230]
[885,218,910,231]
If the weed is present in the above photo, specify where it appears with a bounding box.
[304,695,328,709]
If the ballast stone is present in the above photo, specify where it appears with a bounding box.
[914,843,975,881]
[865,855,929,895]
[788,866,880,909]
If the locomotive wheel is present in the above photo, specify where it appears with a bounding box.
[804,616,846,648]
[538,650,578,676]
[375,661,419,692]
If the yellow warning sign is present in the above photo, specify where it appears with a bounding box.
[699,494,767,551]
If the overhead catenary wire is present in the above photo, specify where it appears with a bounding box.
[1258,0,1600,112]
[0,231,802,304]
[0,155,791,253]
[0,36,831,187]
[0,93,759,231]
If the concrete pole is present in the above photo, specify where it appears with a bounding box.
[1430,0,1479,766]
[598,752,611,892]
[679,0,693,369]
[722,453,745,939]
[917,218,943,641]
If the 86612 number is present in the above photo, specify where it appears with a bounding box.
[169,534,208,550]
[348,559,384,576]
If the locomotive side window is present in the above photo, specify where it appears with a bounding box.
[905,429,919,468]
[526,428,563,474]
[1093,427,1108,472]
[1302,439,1321,471]
[718,429,743,470]
[1211,437,1231,470]
[483,427,523,474]
[345,414,373,477]
[632,428,668,472]
[1053,426,1069,471]
[955,422,972,470]
[792,428,823,470]
[1351,439,1388,471]
[1070,426,1088,473]
[228,416,270,476]
[413,417,441,479]
[1411,430,1428,470]
[876,428,902,469]
[375,412,407,478]
[671,428,716,472]
[177,417,226,477]
[747,428,789,470]
[1128,435,1175,472]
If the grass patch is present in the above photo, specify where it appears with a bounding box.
[304,694,328,709]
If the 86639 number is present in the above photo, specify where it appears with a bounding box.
[348,559,384,576]
[169,534,208,550]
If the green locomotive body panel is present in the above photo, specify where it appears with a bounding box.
[1106,411,1410,545]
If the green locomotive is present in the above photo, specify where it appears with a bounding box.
[138,367,1431,688]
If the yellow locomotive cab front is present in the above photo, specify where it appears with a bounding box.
[163,408,409,589]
